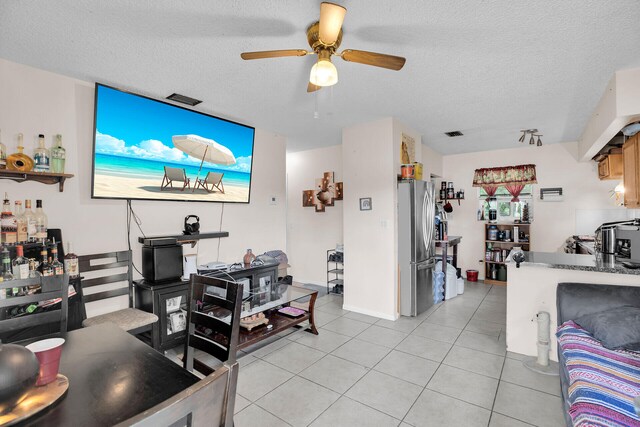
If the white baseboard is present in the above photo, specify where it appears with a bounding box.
[342,304,398,321]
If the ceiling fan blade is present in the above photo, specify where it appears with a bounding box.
[341,49,406,71]
[240,49,308,60]
[307,82,322,93]
[319,2,346,45]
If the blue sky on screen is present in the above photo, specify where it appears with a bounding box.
[94,84,254,172]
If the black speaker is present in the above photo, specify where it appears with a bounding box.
[183,215,200,235]
[142,244,183,282]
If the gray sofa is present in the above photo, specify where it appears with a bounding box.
[556,282,640,427]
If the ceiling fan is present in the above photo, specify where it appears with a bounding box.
[240,2,406,92]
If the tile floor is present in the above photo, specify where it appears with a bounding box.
[231,281,565,426]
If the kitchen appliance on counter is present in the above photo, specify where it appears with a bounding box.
[398,180,436,316]
[595,220,636,254]
[615,223,640,263]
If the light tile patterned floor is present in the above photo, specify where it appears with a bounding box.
[231,281,565,426]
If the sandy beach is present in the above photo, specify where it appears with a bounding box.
[93,173,250,202]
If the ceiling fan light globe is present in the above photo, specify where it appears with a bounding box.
[310,60,338,87]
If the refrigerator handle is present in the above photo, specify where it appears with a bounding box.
[421,190,430,253]
[425,187,435,254]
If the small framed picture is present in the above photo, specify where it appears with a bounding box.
[359,197,372,211]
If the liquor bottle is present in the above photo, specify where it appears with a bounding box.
[1,247,14,283]
[50,242,64,275]
[28,258,41,279]
[34,200,47,242]
[50,134,66,174]
[7,133,35,172]
[64,241,79,279]
[38,246,53,277]
[0,193,17,244]
[12,245,29,280]
[0,129,6,169]
[14,201,27,243]
[33,134,50,172]
[24,200,37,242]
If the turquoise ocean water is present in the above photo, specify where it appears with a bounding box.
[94,153,251,187]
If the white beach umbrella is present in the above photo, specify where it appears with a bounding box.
[172,134,236,192]
[172,134,236,166]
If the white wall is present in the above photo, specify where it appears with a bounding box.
[342,118,398,319]
[421,144,443,178]
[442,142,630,279]
[0,58,287,315]
[286,145,343,285]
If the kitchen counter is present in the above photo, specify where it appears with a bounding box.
[506,252,640,362]
[520,251,640,275]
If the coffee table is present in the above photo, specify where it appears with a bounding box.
[205,282,318,350]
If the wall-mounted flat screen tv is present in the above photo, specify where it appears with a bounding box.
[92,83,255,203]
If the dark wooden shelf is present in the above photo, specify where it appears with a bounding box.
[0,169,74,192]
[137,232,229,245]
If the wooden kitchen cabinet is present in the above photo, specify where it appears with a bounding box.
[623,134,640,208]
[598,153,623,180]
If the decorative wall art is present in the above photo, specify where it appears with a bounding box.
[401,133,415,164]
[302,172,343,212]
[360,197,372,211]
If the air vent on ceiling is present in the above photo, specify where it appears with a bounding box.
[166,93,202,106]
[445,131,463,137]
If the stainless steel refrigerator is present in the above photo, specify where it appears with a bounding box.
[398,180,436,316]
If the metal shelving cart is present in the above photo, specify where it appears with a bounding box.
[326,249,344,294]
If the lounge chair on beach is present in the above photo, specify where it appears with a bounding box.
[196,171,225,193]
[161,166,191,191]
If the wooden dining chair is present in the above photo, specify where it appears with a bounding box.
[182,274,243,374]
[115,363,237,427]
[0,275,69,343]
[79,250,158,335]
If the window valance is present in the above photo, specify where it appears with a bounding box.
[472,164,537,202]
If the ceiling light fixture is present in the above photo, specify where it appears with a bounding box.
[310,50,338,87]
[518,129,542,147]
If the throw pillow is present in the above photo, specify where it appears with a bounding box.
[574,305,640,351]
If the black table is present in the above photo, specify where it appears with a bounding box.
[22,323,199,426]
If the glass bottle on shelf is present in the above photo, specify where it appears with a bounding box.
[28,258,41,279]
[14,201,27,243]
[34,200,47,242]
[0,129,6,169]
[1,193,17,244]
[7,133,34,172]
[38,246,53,277]
[12,245,29,280]
[2,247,14,283]
[64,241,79,279]
[33,134,50,172]
[50,134,66,174]
[50,241,64,275]
[243,249,256,265]
[24,200,37,242]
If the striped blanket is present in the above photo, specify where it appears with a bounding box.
[557,321,640,427]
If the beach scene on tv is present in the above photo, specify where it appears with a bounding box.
[92,85,254,203]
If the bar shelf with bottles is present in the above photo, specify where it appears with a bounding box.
[484,223,531,285]
[0,131,72,192]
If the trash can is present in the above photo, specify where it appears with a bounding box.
[466,270,478,282]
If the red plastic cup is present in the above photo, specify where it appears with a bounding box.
[25,338,65,386]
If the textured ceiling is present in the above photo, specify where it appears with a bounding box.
[1,1,640,154]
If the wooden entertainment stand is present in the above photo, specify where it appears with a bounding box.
[135,261,318,352]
